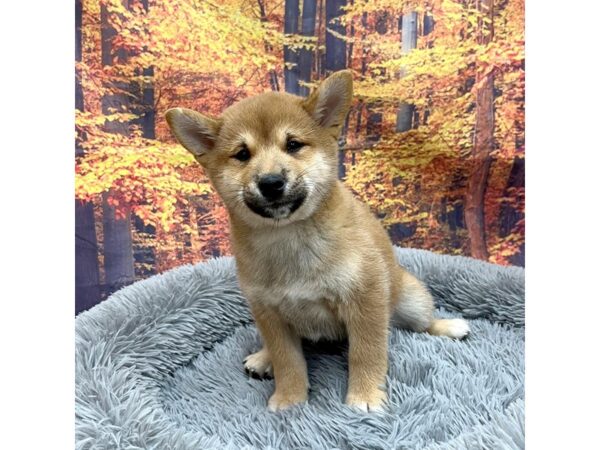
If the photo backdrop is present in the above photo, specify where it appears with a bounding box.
[75,0,525,313]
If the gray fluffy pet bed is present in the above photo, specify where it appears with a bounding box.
[75,248,525,450]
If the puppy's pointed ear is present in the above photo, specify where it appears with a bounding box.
[165,108,222,157]
[302,70,353,134]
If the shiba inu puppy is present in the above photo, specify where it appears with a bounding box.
[165,70,469,412]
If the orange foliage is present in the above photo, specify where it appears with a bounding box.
[76,0,525,277]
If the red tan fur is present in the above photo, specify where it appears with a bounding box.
[165,70,470,412]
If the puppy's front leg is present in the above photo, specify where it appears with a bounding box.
[251,302,309,411]
[344,300,389,412]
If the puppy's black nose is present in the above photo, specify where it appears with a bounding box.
[257,174,286,201]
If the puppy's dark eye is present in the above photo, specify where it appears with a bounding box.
[233,145,251,162]
[286,139,305,154]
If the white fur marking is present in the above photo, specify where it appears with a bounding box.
[244,350,272,377]
[444,318,470,339]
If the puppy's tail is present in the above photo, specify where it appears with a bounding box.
[427,318,470,340]
[393,267,471,340]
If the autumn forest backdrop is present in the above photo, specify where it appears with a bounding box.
[75,0,525,313]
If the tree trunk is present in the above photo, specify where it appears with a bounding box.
[75,201,102,313]
[499,156,525,266]
[315,0,325,77]
[347,0,356,164]
[365,103,382,145]
[424,13,435,37]
[465,0,494,260]
[360,12,375,146]
[325,0,346,75]
[284,0,300,95]
[347,0,355,68]
[75,0,101,313]
[139,67,155,139]
[257,0,280,91]
[324,0,347,74]
[324,0,347,179]
[421,13,435,126]
[395,11,417,132]
[75,0,84,121]
[102,193,135,293]
[132,0,156,278]
[365,12,386,145]
[133,62,157,278]
[101,1,135,294]
[298,0,317,97]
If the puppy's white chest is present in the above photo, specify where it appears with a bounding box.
[241,227,360,340]
[276,289,345,341]
[251,243,359,305]
[275,279,328,303]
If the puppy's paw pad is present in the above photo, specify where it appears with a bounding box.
[267,391,308,412]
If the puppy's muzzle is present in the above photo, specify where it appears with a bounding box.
[243,176,307,219]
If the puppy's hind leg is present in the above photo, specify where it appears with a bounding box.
[392,268,470,340]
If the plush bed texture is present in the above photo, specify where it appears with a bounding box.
[75,247,525,450]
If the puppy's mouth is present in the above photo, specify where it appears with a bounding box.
[243,192,306,220]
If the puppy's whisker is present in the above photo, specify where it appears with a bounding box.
[295,161,320,180]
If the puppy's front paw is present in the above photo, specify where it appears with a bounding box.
[345,388,387,412]
[267,389,308,412]
[243,349,273,380]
